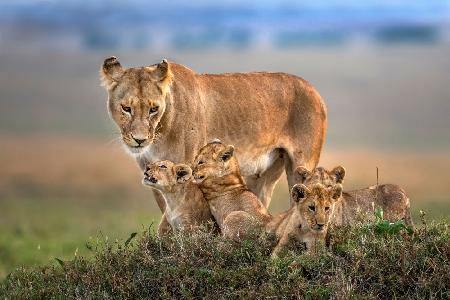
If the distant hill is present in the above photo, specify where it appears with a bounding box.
[0,0,449,51]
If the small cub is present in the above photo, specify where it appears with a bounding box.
[295,166,413,226]
[269,182,342,256]
[192,141,271,240]
[143,160,214,234]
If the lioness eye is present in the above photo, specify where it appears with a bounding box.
[159,165,167,169]
[325,207,330,212]
[198,161,204,165]
[149,106,159,114]
[308,205,315,212]
[121,105,132,113]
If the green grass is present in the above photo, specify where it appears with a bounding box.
[0,196,159,279]
[1,218,449,299]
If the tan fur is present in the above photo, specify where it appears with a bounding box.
[295,166,413,226]
[334,184,413,226]
[142,160,214,234]
[100,57,327,214]
[192,141,272,240]
[268,183,342,256]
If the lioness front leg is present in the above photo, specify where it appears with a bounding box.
[157,212,172,236]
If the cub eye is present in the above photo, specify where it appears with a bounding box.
[324,207,330,212]
[159,165,167,169]
[121,105,132,113]
[149,106,159,114]
[198,161,204,165]
[308,205,315,212]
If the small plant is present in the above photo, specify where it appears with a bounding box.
[372,207,414,235]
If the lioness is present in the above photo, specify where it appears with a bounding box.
[142,160,214,234]
[269,182,342,256]
[100,57,327,215]
[191,141,272,240]
[295,166,413,226]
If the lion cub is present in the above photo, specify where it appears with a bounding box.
[192,141,272,240]
[268,182,342,256]
[295,166,413,226]
[143,160,214,234]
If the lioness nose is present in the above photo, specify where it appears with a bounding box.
[132,135,147,146]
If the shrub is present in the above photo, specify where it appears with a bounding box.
[1,219,449,299]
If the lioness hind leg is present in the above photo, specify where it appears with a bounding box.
[284,147,321,204]
[245,155,285,208]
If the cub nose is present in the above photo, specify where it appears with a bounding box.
[132,135,148,146]
[316,223,324,230]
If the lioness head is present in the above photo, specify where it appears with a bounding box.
[100,57,173,155]
[192,140,237,183]
[295,165,346,187]
[291,183,343,232]
[143,160,192,192]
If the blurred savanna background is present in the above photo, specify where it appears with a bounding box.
[1,0,449,279]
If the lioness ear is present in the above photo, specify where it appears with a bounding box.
[331,184,343,200]
[294,166,311,184]
[146,59,173,93]
[219,145,234,162]
[331,166,346,184]
[291,184,310,203]
[175,164,192,183]
[147,59,171,82]
[100,56,124,88]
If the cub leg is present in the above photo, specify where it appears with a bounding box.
[271,214,301,258]
[222,211,263,241]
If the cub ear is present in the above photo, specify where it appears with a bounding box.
[291,184,310,203]
[219,145,234,162]
[331,166,346,184]
[175,164,192,183]
[294,166,311,184]
[100,56,124,88]
[331,184,343,200]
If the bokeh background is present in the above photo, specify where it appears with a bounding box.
[1,0,449,278]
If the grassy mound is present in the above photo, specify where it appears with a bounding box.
[1,218,449,299]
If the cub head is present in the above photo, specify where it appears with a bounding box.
[295,165,346,187]
[100,57,173,155]
[192,140,238,183]
[291,183,343,232]
[143,160,192,192]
